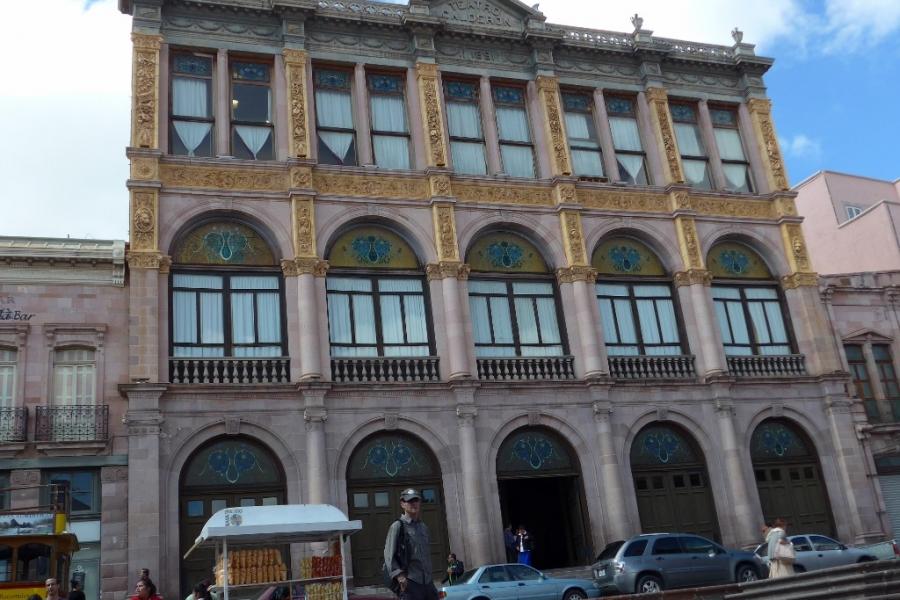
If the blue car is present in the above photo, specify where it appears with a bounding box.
[438,563,602,600]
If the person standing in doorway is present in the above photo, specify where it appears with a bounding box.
[384,488,437,600]
[503,526,517,563]
[515,525,533,566]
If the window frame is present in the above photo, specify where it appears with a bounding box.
[845,205,863,220]
[314,65,358,166]
[605,93,649,185]
[709,104,754,193]
[168,267,288,358]
[52,347,97,406]
[0,472,8,511]
[492,82,536,178]
[41,469,101,520]
[844,344,879,420]
[874,344,900,420]
[0,346,16,407]
[711,282,796,356]
[229,56,275,160]
[560,89,605,179]
[169,49,216,158]
[366,70,411,170]
[669,100,711,190]
[443,77,487,175]
[595,277,688,356]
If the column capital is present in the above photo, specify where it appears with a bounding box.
[127,252,169,271]
[456,404,478,426]
[426,261,470,281]
[781,272,819,290]
[281,257,329,277]
[592,400,613,419]
[555,266,597,284]
[673,269,712,287]
[303,407,328,427]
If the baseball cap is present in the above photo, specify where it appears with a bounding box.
[400,488,421,501]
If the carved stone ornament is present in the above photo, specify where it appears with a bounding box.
[554,182,577,206]
[158,255,172,275]
[429,174,452,197]
[293,197,317,258]
[773,196,797,218]
[416,62,448,168]
[432,204,460,262]
[645,87,685,184]
[130,157,159,180]
[127,251,166,270]
[536,76,572,176]
[454,182,553,206]
[673,269,712,287]
[781,272,818,290]
[685,194,777,219]
[284,49,310,158]
[556,265,597,284]
[131,190,158,252]
[675,217,703,270]
[781,223,812,272]
[425,261,470,281]
[225,417,241,435]
[384,412,399,430]
[560,211,588,266]
[160,164,287,192]
[748,98,789,191]
[281,257,329,277]
[314,171,429,199]
[291,166,313,188]
[131,33,162,149]
[580,189,669,212]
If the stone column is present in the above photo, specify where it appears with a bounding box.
[455,393,490,566]
[302,384,330,504]
[644,87,684,184]
[713,396,760,545]
[100,466,129,600]
[354,63,374,166]
[592,89,619,182]
[479,76,502,175]
[592,400,631,541]
[216,48,230,156]
[746,98,790,193]
[283,257,328,380]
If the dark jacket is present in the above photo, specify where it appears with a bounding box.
[441,560,465,584]
[515,531,534,552]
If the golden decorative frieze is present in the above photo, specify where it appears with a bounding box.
[130,157,159,181]
[578,189,669,212]
[781,223,813,273]
[553,182,577,206]
[313,172,428,199]
[645,87,684,184]
[773,195,797,218]
[126,251,166,270]
[130,190,158,252]
[454,182,553,206]
[291,166,313,188]
[416,62,448,168]
[432,204,460,262]
[281,257,329,277]
[429,174,452,197]
[686,194,776,219]
[284,49,310,158]
[747,98,789,191]
[160,164,288,191]
[673,269,713,287]
[425,261,470,281]
[292,197,317,258]
[555,266,597,284]
[669,190,691,211]
[559,211,588,267]
[535,76,572,177]
[781,272,818,290]
[131,33,162,149]
[675,216,703,270]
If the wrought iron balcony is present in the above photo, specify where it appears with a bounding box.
[331,356,440,383]
[169,357,290,384]
[727,354,807,377]
[0,407,27,442]
[608,355,697,380]
[35,405,109,442]
[477,356,576,381]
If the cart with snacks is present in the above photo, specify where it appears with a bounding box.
[183,504,362,600]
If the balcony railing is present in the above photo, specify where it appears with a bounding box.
[477,356,576,381]
[169,357,290,384]
[608,355,696,380]
[35,405,109,442]
[727,354,807,377]
[0,407,27,442]
[331,356,440,383]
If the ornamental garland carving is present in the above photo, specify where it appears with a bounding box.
[646,88,684,184]
[453,182,553,206]
[284,50,310,158]
[686,194,776,219]
[416,63,447,167]
[673,269,713,287]
[131,190,157,252]
[783,223,812,272]
[281,258,329,277]
[293,197,316,257]
[131,34,161,149]
[291,167,313,188]
[433,204,459,262]
[560,211,588,266]
[676,217,703,270]
[127,251,166,270]
[429,175,452,197]
[555,266,597,284]
[536,77,571,176]
[130,157,159,180]
[313,172,428,199]
[748,98,789,191]
[579,189,669,212]
[425,262,470,280]
[160,164,287,191]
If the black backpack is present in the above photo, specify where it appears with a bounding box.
[382,519,409,594]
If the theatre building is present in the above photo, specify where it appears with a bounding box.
[116,0,888,598]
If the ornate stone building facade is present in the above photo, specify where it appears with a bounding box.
[116,0,887,598]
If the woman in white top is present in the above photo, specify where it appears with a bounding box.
[765,518,795,578]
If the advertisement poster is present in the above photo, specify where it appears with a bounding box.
[0,513,55,536]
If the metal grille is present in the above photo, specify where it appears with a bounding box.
[35,405,108,442]
[0,407,27,442]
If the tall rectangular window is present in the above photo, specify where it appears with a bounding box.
[596,283,683,355]
[874,344,900,420]
[468,280,563,357]
[845,344,879,420]
[53,349,96,405]
[368,73,410,170]
[670,103,711,189]
[561,92,603,178]
[445,80,487,175]
[171,52,214,157]
[606,95,648,184]
[0,348,15,406]
[231,60,273,160]
[712,286,790,356]
[43,470,100,518]
[493,86,535,178]
[315,68,357,166]
[326,277,431,357]
[710,106,754,193]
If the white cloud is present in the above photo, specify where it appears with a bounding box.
[779,134,823,160]
[822,0,900,53]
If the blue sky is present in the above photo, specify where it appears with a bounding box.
[0,0,897,240]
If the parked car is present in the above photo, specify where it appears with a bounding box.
[591,533,761,594]
[438,563,602,600]
[753,534,878,573]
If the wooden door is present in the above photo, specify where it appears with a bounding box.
[754,462,834,536]
[633,469,720,542]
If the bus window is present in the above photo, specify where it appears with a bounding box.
[16,543,51,581]
[0,545,11,582]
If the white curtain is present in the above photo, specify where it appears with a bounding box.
[383,345,429,357]
[256,293,280,343]
[200,292,224,344]
[234,346,282,357]
[636,299,660,344]
[451,141,487,175]
[373,135,410,170]
[572,149,604,177]
[331,345,378,357]
[352,295,376,344]
[514,297,539,344]
[370,95,407,132]
[53,350,95,405]
[235,126,271,159]
[380,295,404,343]
[674,123,705,156]
[714,128,746,160]
[173,122,211,157]
[613,299,637,343]
[327,293,353,344]
[469,296,493,344]
[447,102,482,138]
[232,276,278,289]
[500,145,535,178]
[535,297,561,343]
[656,300,681,344]
[174,274,222,289]
[682,159,710,188]
[723,164,751,192]
[598,298,620,345]
[231,293,255,344]
[0,349,15,407]
[320,131,354,163]
[725,301,750,344]
[609,117,643,151]
[617,154,646,182]
[512,282,553,295]
[316,89,354,128]
[403,295,428,344]
[564,112,594,142]
[489,297,514,343]
[764,302,789,344]
[378,279,422,293]
[173,346,225,358]
[173,77,209,118]
[496,106,531,142]
[173,291,198,344]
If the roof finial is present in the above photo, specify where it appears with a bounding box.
[731,27,744,44]
[630,13,644,31]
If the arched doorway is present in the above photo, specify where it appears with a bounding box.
[496,427,592,568]
[179,437,286,596]
[751,419,835,535]
[346,433,449,586]
[630,423,721,541]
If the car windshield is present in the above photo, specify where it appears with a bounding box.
[596,540,625,561]
[451,569,478,585]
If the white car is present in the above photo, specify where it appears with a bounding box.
[753,534,877,573]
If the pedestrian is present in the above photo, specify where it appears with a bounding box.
[384,488,438,600]
[184,581,211,600]
[515,525,533,566]
[68,580,86,600]
[503,526,517,564]
[765,518,795,579]
[131,577,164,600]
[441,553,465,584]
[45,578,66,600]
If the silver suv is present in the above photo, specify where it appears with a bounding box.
[592,533,761,594]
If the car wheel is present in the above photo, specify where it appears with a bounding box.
[736,564,759,583]
[635,574,662,594]
[562,589,586,600]
[794,564,806,573]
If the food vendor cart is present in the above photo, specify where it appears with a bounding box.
[183,504,361,600]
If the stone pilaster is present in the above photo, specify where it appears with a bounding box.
[591,396,631,541]
[131,33,162,149]
[644,87,684,184]
[415,62,448,168]
[302,384,330,504]
[713,395,760,545]
[283,258,328,380]
[100,465,129,600]
[455,394,490,567]
[535,76,571,177]
[284,49,311,158]
[746,98,789,192]
[426,262,471,379]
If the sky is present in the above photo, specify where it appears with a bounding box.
[0,0,898,240]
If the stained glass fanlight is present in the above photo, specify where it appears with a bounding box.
[183,438,283,486]
[751,420,812,460]
[707,242,772,279]
[174,221,277,266]
[348,434,437,480]
[497,428,575,474]
[327,226,419,269]
[467,232,548,273]
[630,425,700,466]
[593,237,666,276]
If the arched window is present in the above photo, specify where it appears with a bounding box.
[593,237,685,356]
[707,242,792,356]
[170,220,285,359]
[325,225,433,357]
[466,232,566,357]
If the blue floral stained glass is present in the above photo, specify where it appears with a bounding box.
[563,93,591,112]
[493,86,524,105]
[751,421,810,460]
[719,249,750,275]
[605,96,634,115]
[203,228,250,263]
[486,241,524,269]
[174,55,212,76]
[670,104,696,122]
[710,108,736,126]
[185,439,282,486]
[446,81,476,101]
[348,435,436,480]
[631,426,698,466]
[232,62,269,82]
[497,429,574,473]
[351,235,393,265]
[609,245,642,273]
[316,69,350,89]
[369,74,402,93]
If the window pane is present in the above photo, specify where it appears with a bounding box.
[469,280,507,294]
[874,345,892,361]
[450,141,487,175]
[535,297,561,344]
[616,154,647,184]
[374,492,390,507]
[316,89,353,129]
[747,302,770,344]
[173,291,198,344]
[609,116,643,151]
[447,102,482,138]
[231,293,256,343]
[319,131,356,165]
[200,292,224,343]
[500,145,535,178]
[353,295,376,344]
[187,500,204,518]
[744,288,778,300]
[656,300,680,344]
[714,302,732,344]
[514,297,539,344]
[327,293,353,344]
[597,283,629,297]
[496,106,531,142]
[370,94,407,132]
[674,123,705,156]
[633,285,671,298]
[712,286,741,300]
[353,493,368,508]
[173,77,211,118]
[682,159,711,189]
[713,128,746,161]
[598,298,619,345]
[174,274,223,289]
[636,299,660,344]
[403,295,428,344]
[726,302,750,344]
[520,345,563,356]
[233,84,271,123]
[383,345,430,357]
[328,277,372,292]
[489,297,514,344]
[380,295,404,344]
[470,296,493,344]
[723,164,752,192]
[763,302,788,343]
[614,299,637,343]
[373,135,410,170]
[844,345,864,361]
[513,282,553,295]
[231,276,278,290]
[571,149,604,177]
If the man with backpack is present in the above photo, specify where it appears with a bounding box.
[383,489,438,600]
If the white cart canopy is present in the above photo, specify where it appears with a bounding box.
[188,504,362,553]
